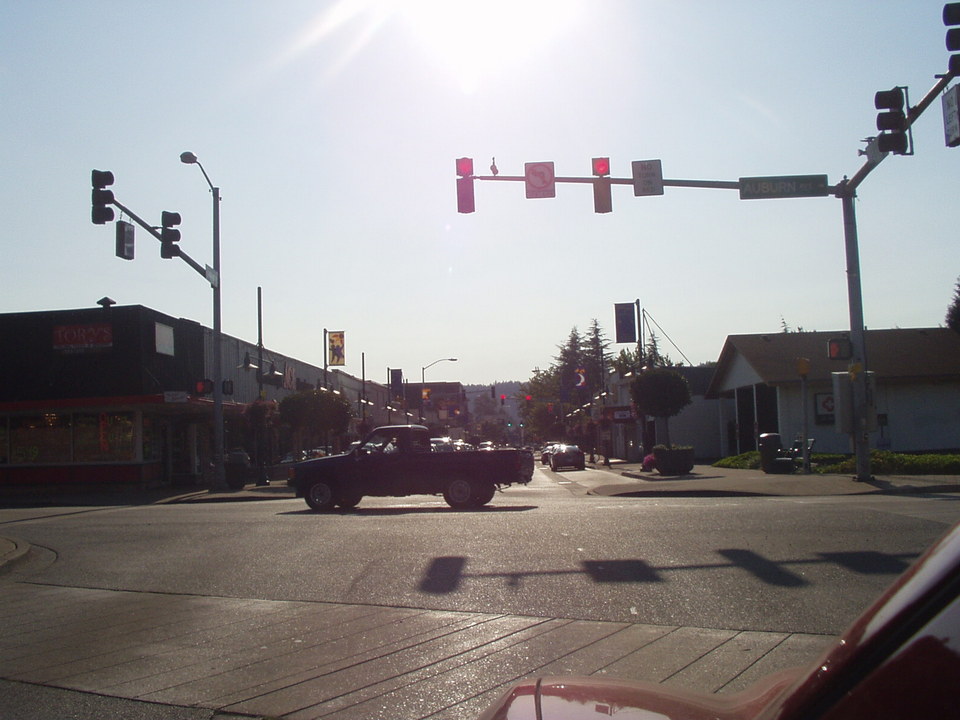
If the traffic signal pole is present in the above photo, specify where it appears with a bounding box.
[457,68,953,482]
[832,69,954,481]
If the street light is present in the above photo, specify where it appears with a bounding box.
[180,151,225,489]
[420,357,458,423]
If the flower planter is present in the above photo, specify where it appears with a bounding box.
[653,447,694,476]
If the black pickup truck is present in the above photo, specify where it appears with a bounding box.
[290,425,534,511]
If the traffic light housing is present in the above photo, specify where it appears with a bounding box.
[591,157,612,213]
[945,3,960,73]
[827,337,852,360]
[456,157,475,213]
[160,210,181,259]
[91,170,115,225]
[874,87,909,155]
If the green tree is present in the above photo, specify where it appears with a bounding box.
[631,368,691,448]
[279,390,353,450]
[583,319,613,398]
[947,276,960,334]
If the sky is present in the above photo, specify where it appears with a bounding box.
[3,1,959,386]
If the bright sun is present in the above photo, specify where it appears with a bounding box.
[399,0,583,93]
[278,0,583,94]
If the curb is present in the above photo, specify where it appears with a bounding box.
[0,536,31,575]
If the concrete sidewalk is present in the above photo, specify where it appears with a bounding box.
[580,459,960,498]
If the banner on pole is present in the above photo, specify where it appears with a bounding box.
[328,331,345,366]
[614,303,637,343]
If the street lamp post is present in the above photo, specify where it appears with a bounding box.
[420,357,457,423]
[180,151,225,489]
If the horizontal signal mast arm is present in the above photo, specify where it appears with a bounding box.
[473,175,740,190]
[111,199,207,278]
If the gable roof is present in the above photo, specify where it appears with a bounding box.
[706,328,960,397]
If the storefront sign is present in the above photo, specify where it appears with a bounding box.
[52,323,113,352]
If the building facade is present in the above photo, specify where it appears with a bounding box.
[0,305,392,488]
[706,328,960,455]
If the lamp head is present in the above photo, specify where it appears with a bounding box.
[180,151,198,164]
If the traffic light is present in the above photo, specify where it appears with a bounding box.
[160,211,181,259]
[874,87,909,155]
[591,157,612,213]
[194,379,213,394]
[500,394,506,406]
[827,337,852,360]
[456,157,475,213]
[91,170,115,225]
[945,3,960,73]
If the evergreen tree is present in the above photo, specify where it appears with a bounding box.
[947,276,960,334]
[583,319,613,397]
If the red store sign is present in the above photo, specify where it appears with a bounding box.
[53,323,113,351]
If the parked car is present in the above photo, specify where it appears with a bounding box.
[476,518,960,719]
[540,443,561,465]
[548,443,585,471]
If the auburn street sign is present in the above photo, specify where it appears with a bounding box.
[739,174,830,200]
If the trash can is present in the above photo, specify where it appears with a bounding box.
[758,433,794,474]
[225,448,251,489]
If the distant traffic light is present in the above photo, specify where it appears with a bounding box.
[945,3,960,73]
[194,379,213,394]
[91,170,115,225]
[500,394,506,406]
[456,157,475,213]
[160,211,181,259]
[827,337,852,360]
[874,87,910,155]
[591,157,612,213]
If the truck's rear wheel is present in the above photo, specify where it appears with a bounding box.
[473,481,496,506]
[337,490,363,509]
[305,480,336,512]
[444,478,476,509]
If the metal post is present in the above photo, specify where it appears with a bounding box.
[838,180,872,481]
[211,185,225,488]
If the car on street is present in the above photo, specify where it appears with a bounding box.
[547,443,585,471]
[539,442,561,465]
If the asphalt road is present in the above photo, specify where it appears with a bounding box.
[5,467,959,636]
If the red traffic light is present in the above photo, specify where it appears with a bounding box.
[592,157,610,176]
[456,157,474,177]
[194,379,213,394]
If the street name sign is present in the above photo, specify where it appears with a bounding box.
[739,174,830,200]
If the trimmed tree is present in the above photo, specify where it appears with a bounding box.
[630,368,692,448]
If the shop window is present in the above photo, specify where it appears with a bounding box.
[10,414,72,464]
[74,413,135,462]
